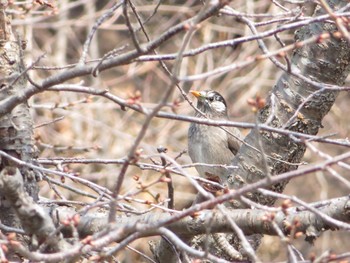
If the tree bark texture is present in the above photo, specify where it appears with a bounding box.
[0,1,39,230]
[228,0,350,207]
[0,167,72,254]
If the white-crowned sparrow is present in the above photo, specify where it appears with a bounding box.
[188,90,242,188]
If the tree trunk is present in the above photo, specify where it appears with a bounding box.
[0,0,39,228]
[228,0,350,206]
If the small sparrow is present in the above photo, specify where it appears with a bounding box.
[188,90,242,188]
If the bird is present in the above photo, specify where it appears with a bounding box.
[188,90,242,190]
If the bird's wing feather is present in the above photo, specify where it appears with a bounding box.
[227,127,242,155]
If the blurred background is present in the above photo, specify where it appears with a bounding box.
[9,0,350,261]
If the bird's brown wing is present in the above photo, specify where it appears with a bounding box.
[227,127,242,155]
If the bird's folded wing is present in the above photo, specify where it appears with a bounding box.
[227,127,242,155]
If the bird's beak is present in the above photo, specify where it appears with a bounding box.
[190,90,202,98]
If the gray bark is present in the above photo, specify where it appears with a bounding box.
[0,167,72,254]
[0,0,39,248]
[228,0,350,206]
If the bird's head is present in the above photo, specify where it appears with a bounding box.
[190,90,228,117]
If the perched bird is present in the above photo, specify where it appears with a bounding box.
[188,90,242,188]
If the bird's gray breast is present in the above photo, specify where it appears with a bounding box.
[188,123,234,179]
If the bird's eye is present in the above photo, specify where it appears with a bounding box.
[208,96,214,102]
